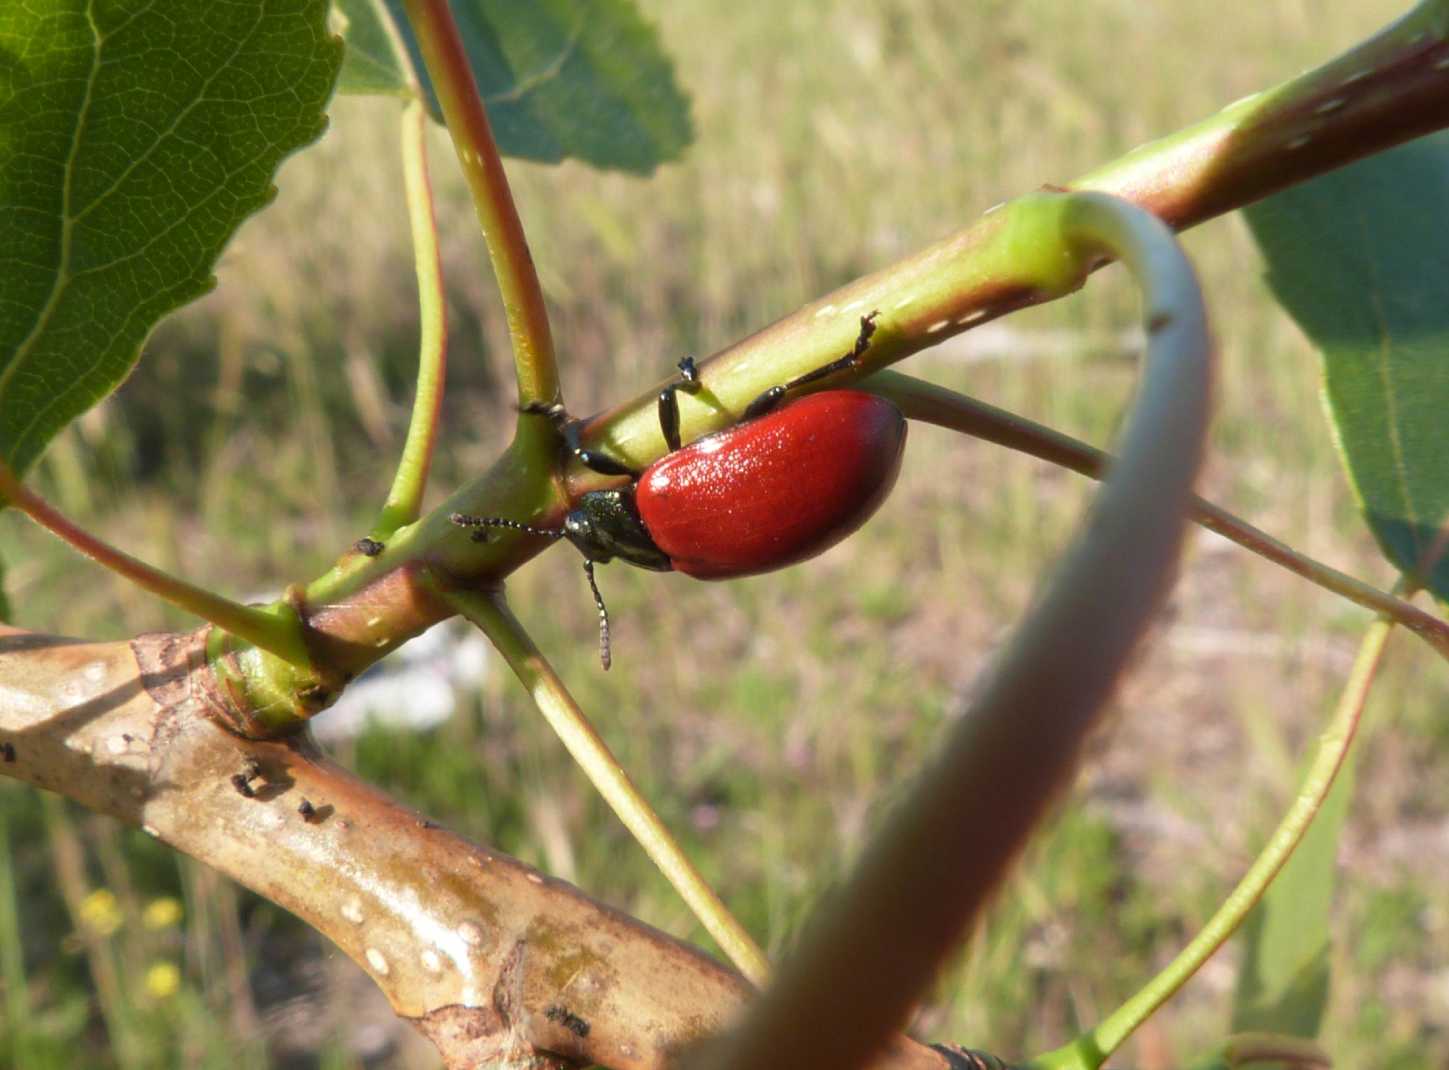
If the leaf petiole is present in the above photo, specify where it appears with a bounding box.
[371,99,448,538]
[402,0,561,416]
[0,458,311,669]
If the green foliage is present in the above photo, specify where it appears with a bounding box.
[1245,133,1449,602]
[338,0,693,173]
[0,0,341,480]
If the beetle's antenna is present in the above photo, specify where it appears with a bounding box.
[450,513,563,542]
[581,559,611,670]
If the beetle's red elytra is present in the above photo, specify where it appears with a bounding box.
[636,390,906,578]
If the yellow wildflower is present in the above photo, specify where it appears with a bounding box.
[142,897,183,930]
[144,961,181,1001]
[77,889,122,938]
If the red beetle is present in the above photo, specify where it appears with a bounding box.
[453,313,903,666]
[636,389,904,578]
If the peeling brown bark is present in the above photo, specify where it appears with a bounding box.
[0,626,952,1069]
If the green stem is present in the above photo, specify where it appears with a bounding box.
[868,372,1449,660]
[699,191,1212,1070]
[0,459,311,668]
[448,585,771,986]
[1036,614,1395,1070]
[402,0,561,415]
[373,99,448,537]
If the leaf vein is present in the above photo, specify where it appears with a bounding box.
[72,4,265,226]
[0,0,107,416]
[482,7,588,106]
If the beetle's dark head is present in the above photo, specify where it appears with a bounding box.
[562,490,673,572]
[561,508,599,554]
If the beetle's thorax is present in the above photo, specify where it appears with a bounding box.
[563,489,673,572]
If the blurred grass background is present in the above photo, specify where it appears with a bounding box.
[3,1,1448,1067]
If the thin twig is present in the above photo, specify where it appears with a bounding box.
[449,586,772,986]
[867,371,1449,661]
[1042,612,1395,1068]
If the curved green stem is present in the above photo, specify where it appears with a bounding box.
[447,585,771,986]
[699,191,1212,1070]
[402,0,561,416]
[868,372,1449,660]
[1035,613,1395,1070]
[373,99,448,537]
[0,458,311,668]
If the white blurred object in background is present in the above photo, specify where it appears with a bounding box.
[311,622,490,743]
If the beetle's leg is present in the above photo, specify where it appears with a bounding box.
[557,412,642,478]
[742,311,880,420]
[740,385,788,422]
[581,558,612,670]
[521,399,569,424]
[549,353,704,473]
[570,432,640,478]
[574,450,639,478]
[657,355,701,452]
[520,399,640,477]
[450,513,564,544]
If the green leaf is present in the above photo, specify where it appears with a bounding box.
[1228,756,1354,1061]
[334,0,413,97]
[369,0,692,174]
[1244,134,1449,600]
[0,0,342,480]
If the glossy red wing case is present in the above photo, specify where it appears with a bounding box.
[635,390,907,579]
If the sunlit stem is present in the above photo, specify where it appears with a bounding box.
[1037,612,1396,1070]
[373,99,448,538]
[401,0,561,415]
[869,372,1449,661]
[449,586,771,986]
[1073,0,1449,227]
[0,458,311,668]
